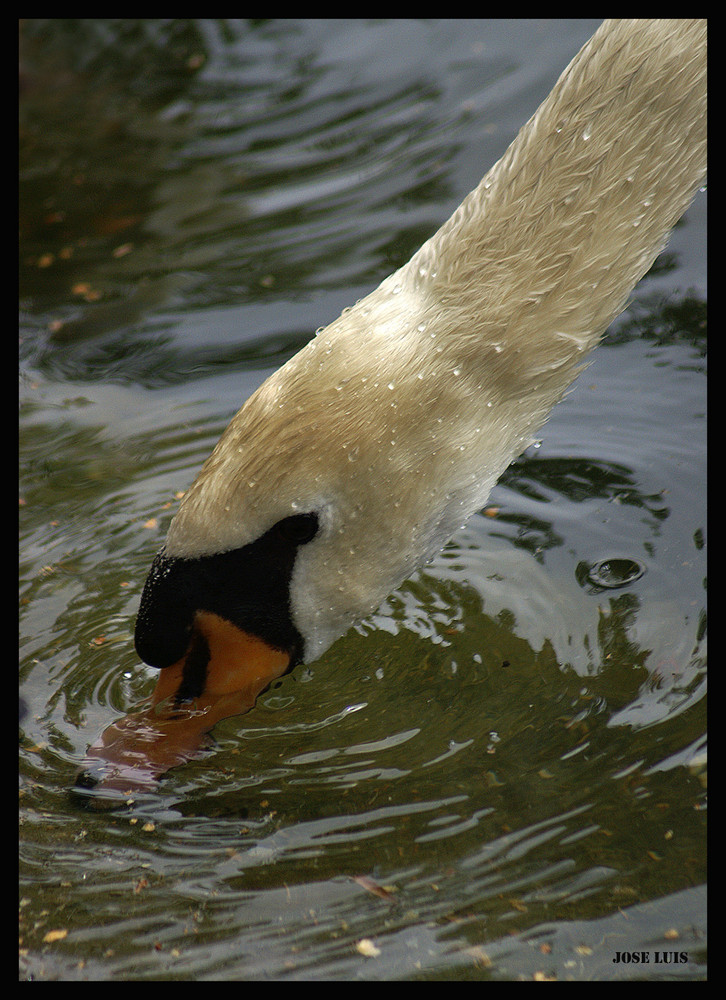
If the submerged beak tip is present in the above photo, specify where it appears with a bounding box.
[70,759,159,810]
[78,615,293,797]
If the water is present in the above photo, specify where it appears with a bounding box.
[19,20,706,980]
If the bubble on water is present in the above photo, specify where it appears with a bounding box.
[576,557,645,592]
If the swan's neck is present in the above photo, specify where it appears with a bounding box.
[403,19,706,375]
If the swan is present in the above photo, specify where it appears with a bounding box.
[78,19,707,794]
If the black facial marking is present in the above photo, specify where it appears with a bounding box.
[174,630,211,703]
[275,512,319,545]
[134,512,319,672]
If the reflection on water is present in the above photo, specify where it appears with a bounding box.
[20,19,705,981]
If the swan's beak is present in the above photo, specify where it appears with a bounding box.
[75,611,290,799]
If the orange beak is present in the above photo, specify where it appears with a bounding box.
[76,611,290,799]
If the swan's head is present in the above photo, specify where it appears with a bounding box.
[77,283,525,797]
[76,267,593,799]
